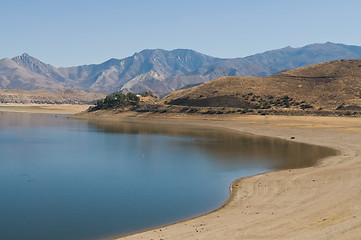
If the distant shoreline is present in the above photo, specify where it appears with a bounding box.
[0,104,91,114]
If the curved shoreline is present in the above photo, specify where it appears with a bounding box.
[3,106,359,239]
[101,114,361,240]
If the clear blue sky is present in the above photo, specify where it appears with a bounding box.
[1,0,361,67]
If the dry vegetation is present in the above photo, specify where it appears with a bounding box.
[160,59,361,116]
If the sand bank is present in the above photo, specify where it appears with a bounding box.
[86,114,361,240]
[0,104,91,114]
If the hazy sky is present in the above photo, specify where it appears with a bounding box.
[1,0,361,67]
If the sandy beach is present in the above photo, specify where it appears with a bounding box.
[3,106,361,239]
[0,104,91,114]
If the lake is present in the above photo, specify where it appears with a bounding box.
[0,112,335,240]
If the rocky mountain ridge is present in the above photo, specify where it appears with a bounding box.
[2,42,361,95]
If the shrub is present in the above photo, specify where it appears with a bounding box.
[181,107,190,112]
[300,104,313,110]
[336,104,344,110]
[91,92,140,110]
[139,91,157,98]
[204,110,216,114]
[188,108,199,113]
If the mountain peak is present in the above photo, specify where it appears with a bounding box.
[21,53,31,57]
[11,53,41,64]
[10,53,65,82]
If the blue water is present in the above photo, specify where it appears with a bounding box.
[0,112,334,240]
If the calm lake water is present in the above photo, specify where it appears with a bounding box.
[0,112,335,240]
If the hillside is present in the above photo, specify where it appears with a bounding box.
[164,59,361,112]
[1,43,361,95]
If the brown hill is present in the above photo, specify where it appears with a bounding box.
[164,59,361,111]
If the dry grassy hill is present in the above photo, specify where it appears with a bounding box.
[164,59,361,113]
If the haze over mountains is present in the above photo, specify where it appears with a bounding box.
[1,42,361,95]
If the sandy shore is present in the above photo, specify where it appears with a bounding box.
[0,104,91,114]
[85,113,361,240]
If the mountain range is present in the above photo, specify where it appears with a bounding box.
[1,42,361,96]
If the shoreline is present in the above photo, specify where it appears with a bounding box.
[72,111,361,240]
[2,107,361,239]
[0,104,91,114]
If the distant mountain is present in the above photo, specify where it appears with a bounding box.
[194,42,361,78]
[58,49,220,93]
[1,42,361,95]
[0,57,64,90]
[11,53,67,82]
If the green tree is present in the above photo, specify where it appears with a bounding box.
[91,92,140,110]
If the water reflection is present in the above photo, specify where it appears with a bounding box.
[84,119,336,170]
[0,111,84,129]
